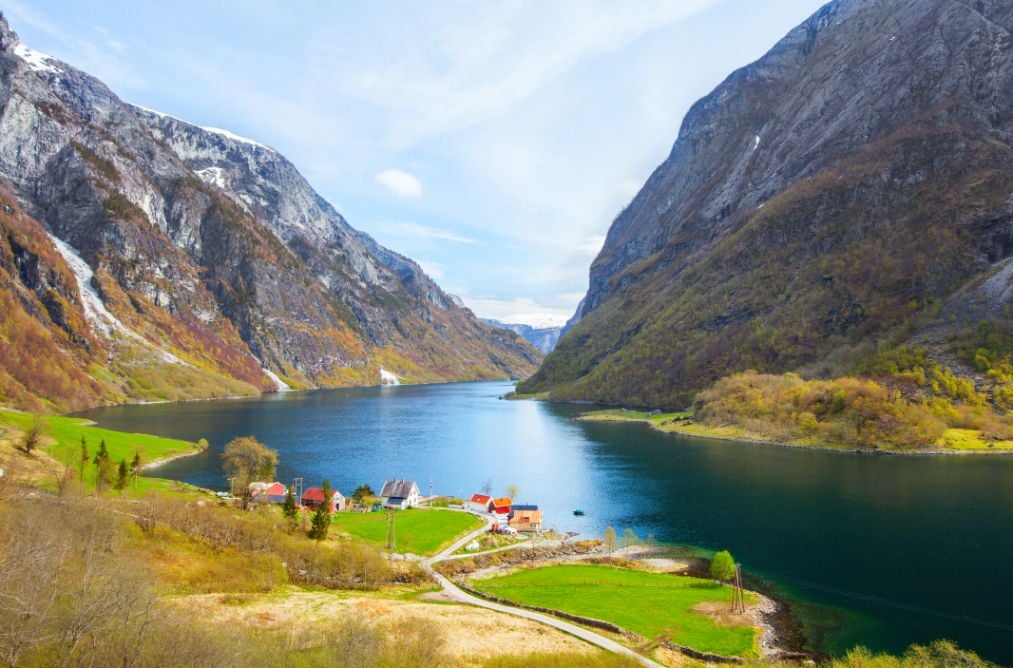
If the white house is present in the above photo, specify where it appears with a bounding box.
[379,479,420,509]
[466,493,493,513]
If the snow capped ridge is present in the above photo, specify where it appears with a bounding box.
[127,103,271,151]
[200,126,269,150]
[13,43,60,74]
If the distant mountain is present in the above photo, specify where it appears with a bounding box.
[480,319,562,354]
[0,15,540,412]
[520,0,1013,408]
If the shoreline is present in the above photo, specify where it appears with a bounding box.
[575,413,1013,457]
[63,377,522,419]
[141,442,208,471]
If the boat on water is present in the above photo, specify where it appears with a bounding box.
[572,509,585,516]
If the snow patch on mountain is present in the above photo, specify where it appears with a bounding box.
[195,166,228,190]
[13,43,59,74]
[48,233,188,365]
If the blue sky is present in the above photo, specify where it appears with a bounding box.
[7,0,826,326]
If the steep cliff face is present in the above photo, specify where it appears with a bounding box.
[521,0,1013,407]
[0,16,539,411]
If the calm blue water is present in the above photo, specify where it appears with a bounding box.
[74,381,1013,663]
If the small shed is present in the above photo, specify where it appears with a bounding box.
[491,497,512,515]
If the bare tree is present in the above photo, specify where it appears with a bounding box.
[603,526,617,562]
[221,436,278,508]
[18,416,45,456]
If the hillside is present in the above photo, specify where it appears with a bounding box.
[481,319,562,354]
[0,15,539,412]
[520,0,1013,409]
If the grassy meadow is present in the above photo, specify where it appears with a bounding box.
[470,564,757,658]
[331,508,482,555]
[0,408,203,493]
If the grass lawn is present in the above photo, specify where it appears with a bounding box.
[0,409,202,494]
[936,428,1013,451]
[469,564,757,657]
[331,508,482,556]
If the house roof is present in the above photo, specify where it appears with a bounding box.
[492,497,512,507]
[512,504,538,511]
[510,510,543,524]
[380,479,419,498]
[265,482,287,496]
[470,493,491,504]
[301,487,339,502]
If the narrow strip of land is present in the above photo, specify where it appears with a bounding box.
[421,513,661,668]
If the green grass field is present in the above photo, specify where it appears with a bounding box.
[0,409,202,494]
[331,508,482,556]
[469,564,757,657]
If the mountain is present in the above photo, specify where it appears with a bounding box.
[480,319,562,354]
[0,16,540,412]
[520,0,1013,408]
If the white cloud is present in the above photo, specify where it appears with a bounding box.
[619,179,643,197]
[397,222,479,245]
[461,296,577,328]
[576,234,606,256]
[320,1,719,149]
[417,259,445,279]
[374,168,423,197]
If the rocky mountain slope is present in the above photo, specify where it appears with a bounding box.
[480,319,562,354]
[520,0,1012,408]
[0,15,539,412]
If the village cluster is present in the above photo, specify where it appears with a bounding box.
[242,478,545,537]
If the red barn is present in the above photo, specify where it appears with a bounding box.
[301,487,345,511]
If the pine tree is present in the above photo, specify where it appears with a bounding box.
[79,437,89,492]
[308,479,333,541]
[282,486,298,522]
[130,451,142,494]
[93,439,112,494]
[114,459,128,491]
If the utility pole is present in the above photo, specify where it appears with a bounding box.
[294,477,304,504]
[227,476,236,497]
[385,508,396,551]
[733,563,746,613]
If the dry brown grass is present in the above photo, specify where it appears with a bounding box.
[170,589,602,666]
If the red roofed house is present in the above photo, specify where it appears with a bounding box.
[491,497,512,516]
[249,481,290,505]
[466,493,493,513]
[301,487,345,512]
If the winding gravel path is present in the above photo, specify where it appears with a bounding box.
[421,513,661,667]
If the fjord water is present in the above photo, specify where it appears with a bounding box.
[75,381,1013,662]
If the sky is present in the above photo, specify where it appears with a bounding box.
[6,0,827,327]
